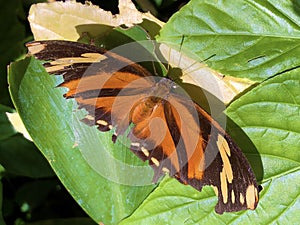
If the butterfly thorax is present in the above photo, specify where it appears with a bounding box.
[130,78,174,124]
[148,77,175,103]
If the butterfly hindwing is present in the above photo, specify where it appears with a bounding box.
[26,40,259,214]
[125,88,259,214]
[199,121,259,214]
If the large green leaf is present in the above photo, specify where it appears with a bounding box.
[157,0,300,81]
[226,69,300,223]
[226,70,300,181]
[8,56,155,224]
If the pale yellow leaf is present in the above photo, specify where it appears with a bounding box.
[159,44,254,104]
[28,0,163,41]
[6,112,33,141]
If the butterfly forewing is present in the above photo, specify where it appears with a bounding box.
[27,40,154,131]
[26,40,259,214]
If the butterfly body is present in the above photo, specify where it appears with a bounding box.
[26,40,260,214]
[131,79,172,119]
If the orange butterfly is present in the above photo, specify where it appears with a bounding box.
[26,40,260,214]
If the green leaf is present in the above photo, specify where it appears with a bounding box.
[0,164,6,225]
[8,57,156,224]
[226,70,300,181]
[120,177,219,225]
[157,0,300,81]
[0,133,54,178]
[93,25,167,76]
[0,0,26,107]
[0,104,53,178]
[15,180,59,212]
[27,217,96,225]
[0,105,15,141]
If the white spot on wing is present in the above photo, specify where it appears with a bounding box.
[220,169,228,204]
[246,184,257,209]
[97,120,108,126]
[85,115,95,121]
[131,142,140,147]
[240,193,245,205]
[162,167,170,174]
[27,42,45,55]
[211,185,218,196]
[217,134,233,183]
[151,157,160,167]
[141,147,150,157]
[231,190,235,204]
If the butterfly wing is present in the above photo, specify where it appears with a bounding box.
[191,103,259,214]
[27,40,259,214]
[26,40,155,133]
[126,87,259,214]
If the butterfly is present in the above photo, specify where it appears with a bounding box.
[26,40,260,214]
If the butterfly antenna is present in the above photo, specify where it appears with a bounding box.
[177,35,186,68]
[181,53,216,77]
[166,44,172,72]
[145,29,160,76]
[203,54,216,62]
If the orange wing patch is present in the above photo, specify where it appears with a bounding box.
[128,99,181,177]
